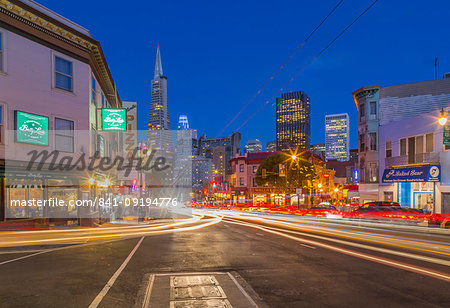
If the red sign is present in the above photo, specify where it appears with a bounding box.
[322,173,330,178]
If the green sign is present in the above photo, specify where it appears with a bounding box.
[102,108,127,131]
[15,111,49,146]
[444,125,450,145]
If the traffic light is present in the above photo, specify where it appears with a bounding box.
[212,181,217,189]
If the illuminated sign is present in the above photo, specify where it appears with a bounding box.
[322,173,330,178]
[382,165,440,183]
[102,108,126,131]
[15,111,49,146]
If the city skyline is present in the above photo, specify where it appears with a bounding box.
[34,0,450,149]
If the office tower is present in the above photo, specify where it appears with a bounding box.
[266,141,277,152]
[244,139,262,153]
[325,113,350,161]
[276,91,310,151]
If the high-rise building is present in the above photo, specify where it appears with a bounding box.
[146,46,173,187]
[266,141,277,152]
[310,143,326,160]
[349,149,358,163]
[147,45,170,131]
[178,115,189,130]
[325,113,349,161]
[276,91,310,151]
[244,139,262,153]
[197,132,241,175]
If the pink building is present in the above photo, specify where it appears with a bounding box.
[0,0,122,220]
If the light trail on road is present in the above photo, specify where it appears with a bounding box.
[0,214,217,248]
[222,217,450,283]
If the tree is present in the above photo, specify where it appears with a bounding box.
[255,153,316,193]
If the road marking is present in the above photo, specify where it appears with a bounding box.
[0,249,56,265]
[142,274,155,308]
[88,236,144,308]
[300,244,316,249]
[225,220,450,282]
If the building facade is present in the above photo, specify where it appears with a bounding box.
[325,113,349,161]
[266,141,276,152]
[354,77,450,212]
[0,0,122,220]
[244,139,262,153]
[310,143,325,160]
[352,86,381,202]
[276,91,310,151]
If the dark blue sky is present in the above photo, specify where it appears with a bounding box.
[39,0,449,149]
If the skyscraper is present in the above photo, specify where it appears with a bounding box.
[325,113,349,161]
[147,45,170,131]
[276,91,310,151]
[266,141,277,152]
[178,115,189,130]
[244,139,262,153]
[146,46,173,187]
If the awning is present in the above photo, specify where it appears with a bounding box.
[382,165,440,183]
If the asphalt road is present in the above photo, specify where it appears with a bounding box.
[0,213,449,308]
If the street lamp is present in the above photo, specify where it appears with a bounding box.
[318,183,322,188]
[438,108,449,126]
[291,155,297,160]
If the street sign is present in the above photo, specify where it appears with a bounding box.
[15,111,49,146]
[444,124,450,145]
[102,108,127,131]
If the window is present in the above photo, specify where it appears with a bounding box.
[426,133,434,153]
[252,178,257,187]
[359,134,365,152]
[253,166,258,173]
[369,133,377,151]
[369,101,377,120]
[385,141,392,158]
[369,163,378,182]
[0,32,4,72]
[55,118,74,152]
[101,92,105,108]
[359,103,365,122]
[91,76,96,104]
[400,138,407,156]
[240,177,244,186]
[239,164,244,172]
[55,56,73,91]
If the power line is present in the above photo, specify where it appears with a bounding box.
[215,0,344,137]
[234,0,379,132]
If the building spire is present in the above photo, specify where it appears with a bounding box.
[154,45,163,78]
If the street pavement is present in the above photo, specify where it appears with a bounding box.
[0,211,449,307]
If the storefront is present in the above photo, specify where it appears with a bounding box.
[381,165,441,212]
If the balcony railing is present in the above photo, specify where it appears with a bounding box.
[385,152,440,167]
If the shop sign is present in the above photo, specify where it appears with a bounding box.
[15,111,49,146]
[444,124,450,145]
[382,165,441,183]
[102,108,127,131]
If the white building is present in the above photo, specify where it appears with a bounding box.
[354,76,450,213]
[325,113,349,161]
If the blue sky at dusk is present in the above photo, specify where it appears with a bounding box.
[38,0,450,149]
